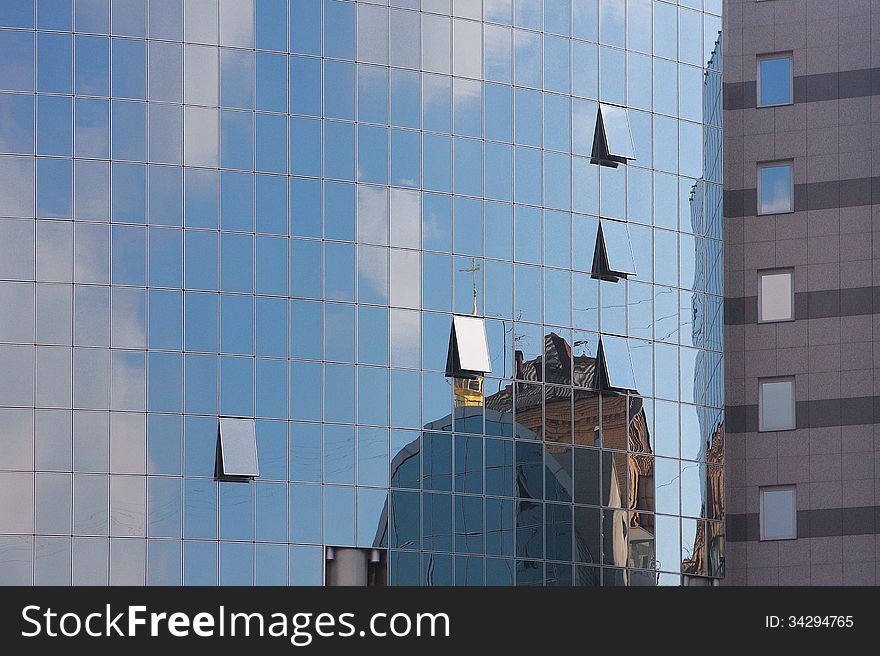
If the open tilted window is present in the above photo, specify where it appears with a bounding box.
[597,335,637,393]
[591,103,636,167]
[218,417,259,479]
[592,219,636,280]
[445,315,492,379]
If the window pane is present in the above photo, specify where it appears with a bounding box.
[759,55,792,107]
[759,163,792,214]
[759,270,793,322]
[761,487,796,540]
[760,378,795,431]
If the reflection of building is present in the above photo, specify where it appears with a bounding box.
[377,328,722,585]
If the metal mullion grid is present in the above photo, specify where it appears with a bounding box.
[10,0,724,584]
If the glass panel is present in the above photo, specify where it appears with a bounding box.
[600,336,636,391]
[599,219,636,276]
[599,104,635,161]
[760,378,795,431]
[759,270,794,322]
[759,55,792,107]
[761,487,796,540]
[759,163,793,214]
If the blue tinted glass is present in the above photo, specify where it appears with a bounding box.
[256,0,287,51]
[256,421,287,481]
[110,225,146,285]
[256,482,287,541]
[423,73,451,133]
[358,125,388,185]
[324,181,355,241]
[184,353,217,415]
[220,110,253,170]
[38,0,71,30]
[38,32,72,94]
[391,69,420,129]
[358,305,388,367]
[36,158,72,218]
[289,545,322,585]
[291,177,321,237]
[145,416,180,478]
[423,134,451,193]
[184,479,217,539]
[111,38,145,99]
[220,542,253,585]
[454,138,482,198]
[184,230,218,290]
[185,169,218,229]
[324,60,355,120]
[325,302,355,362]
[220,234,253,293]
[291,360,321,421]
[220,49,254,109]
[111,163,145,221]
[74,98,109,158]
[147,477,181,537]
[219,355,254,416]
[183,541,217,586]
[290,55,321,116]
[325,121,355,181]
[759,163,793,214]
[256,52,287,112]
[324,242,355,301]
[256,113,287,173]
[290,423,322,483]
[148,351,181,412]
[290,298,322,360]
[148,165,182,226]
[485,83,512,143]
[324,425,355,484]
[220,482,253,541]
[256,175,288,235]
[324,364,355,423]
[324,485,355,546]
[1,0,34,28]
[220,294,253,354]
[291,0,321,55]
[255,237,287,296]
[290,239,321,298]
[0,31,34,92]
[37,95,71,156]
[325,0,355,59]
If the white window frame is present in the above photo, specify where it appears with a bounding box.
[758,376,796,432]
[758,268,795,323]
[757,160,794,215]
[757,52,793,108]
[760,485,797,541]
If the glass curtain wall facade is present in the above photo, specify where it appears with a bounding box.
[0,0,723,586]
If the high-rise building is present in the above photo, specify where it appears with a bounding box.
[723,0,878,584]
[0,0,723,586]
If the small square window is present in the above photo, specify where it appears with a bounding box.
[758,161,793,214]
[758,53,792,107]
[758,269,794,322]
[759,377,795,432]
[218,417,259,478]
[445,315,492,378]
[760,486,796,540]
